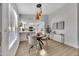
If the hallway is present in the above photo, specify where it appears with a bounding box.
[16,40,79,56]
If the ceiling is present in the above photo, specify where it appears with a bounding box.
[16,3,65,15]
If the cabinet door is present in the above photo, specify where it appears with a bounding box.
[53,35,62,43]
[20,33,27,41]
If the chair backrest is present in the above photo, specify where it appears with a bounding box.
[27,35,37,46]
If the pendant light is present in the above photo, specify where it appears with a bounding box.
[35,4,43,21]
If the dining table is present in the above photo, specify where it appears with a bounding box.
[36,35,44,49]
[27,32,48,50]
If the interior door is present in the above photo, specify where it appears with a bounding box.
[2,4,18,55]
[9,4,18,49]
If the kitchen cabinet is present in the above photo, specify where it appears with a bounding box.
[19,32,27,41]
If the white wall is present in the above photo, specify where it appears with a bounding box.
[78,4,79,48]
[0,4,2,32]
[48,3,78,48]
[19,14,48,24]
[0,3,2,56]
[2,4,19,56]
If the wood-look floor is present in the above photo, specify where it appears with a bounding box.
[16,40,79,56]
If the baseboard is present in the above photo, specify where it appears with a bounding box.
[64,42,78,49]
[52,39,79,49]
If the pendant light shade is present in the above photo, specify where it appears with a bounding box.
[35,12,40,20]
[39,8,42,16]
[35,4,43,21]
[37,4,42,8]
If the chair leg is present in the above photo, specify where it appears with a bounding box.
[45,40,48,47]
[35,45,38,55]
[28,46,33,56]
[28,46,31,56]
[28,48,30,55]
[28,45,30,56]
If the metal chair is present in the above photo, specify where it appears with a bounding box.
[41,34,48,47]
[27,34,38,55]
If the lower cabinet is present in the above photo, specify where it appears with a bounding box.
[19,32,27,41]
[53,34,64,43]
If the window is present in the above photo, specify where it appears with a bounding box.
[36,21,45,33]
